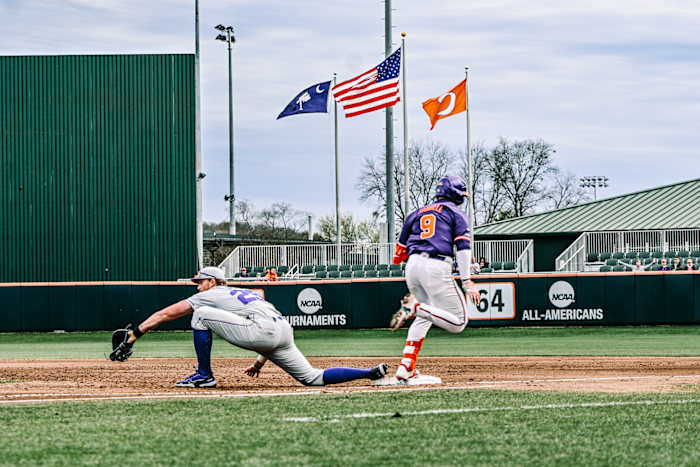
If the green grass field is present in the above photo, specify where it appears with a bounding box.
[3,325,700,359]
[2,327,700,466]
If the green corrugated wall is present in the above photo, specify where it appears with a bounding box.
[0,54,196,281]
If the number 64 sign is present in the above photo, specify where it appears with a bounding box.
[467,282,516,320]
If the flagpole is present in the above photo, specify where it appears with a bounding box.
[333,73,342,265]
[465,67,475,237]
[384,0,395,244]
[401,32,409,220]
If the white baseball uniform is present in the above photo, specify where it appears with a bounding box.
[186,286,324,386]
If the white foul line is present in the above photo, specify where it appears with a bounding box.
[282,399,700,423]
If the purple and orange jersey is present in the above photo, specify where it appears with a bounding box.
[396,200,471,259]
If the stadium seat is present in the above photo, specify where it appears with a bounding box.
[314,265,327,272]
[644,258,655,265]
[605,259,618,266]
[377,264,389,270]
[365,270,378,278]
[390,270,404,277]
[363,264,377,271]
[389,264,402,270]
[691,250,700,258]
[351,264,364,271]
[638,251,650,259]
[277,266,289,274]
[491,261,503,270]
[339,264,351,271]
[328,271,340,279]
[377,270,390,277]
[327,265,338,272]
[253,266,265,274]
[599,252,612,261]
[599,266,611,272]
[340,270,352,278]
[612,252,625,259]
[677,250,689,258]
[481,267,492,273]
[664,251,676,258]
[624,252,637,259]
[651,251,663,259]
[586,253,599,262]
[315,271,327,279]
[301,265,314,274]
[352,270,365,278]
[503,261,516,271]
[613,265,625,272]
[401,262,406,270]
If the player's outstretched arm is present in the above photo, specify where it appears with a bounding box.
[127,300,193,344]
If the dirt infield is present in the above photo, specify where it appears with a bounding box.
[3,357,700,404]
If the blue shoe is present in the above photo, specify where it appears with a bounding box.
[368,363,389,380]
[176,369,217,388]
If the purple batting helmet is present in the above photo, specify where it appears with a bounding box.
[435,175,468,205]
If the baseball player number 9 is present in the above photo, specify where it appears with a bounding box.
[420,214,436,239]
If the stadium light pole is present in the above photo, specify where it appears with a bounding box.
[216,25,236,235]
[579,176,609,201]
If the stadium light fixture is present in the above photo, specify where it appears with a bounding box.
[216,24,237,235]
[579,176,609,201]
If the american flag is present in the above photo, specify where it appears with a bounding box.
[332,48,401,118]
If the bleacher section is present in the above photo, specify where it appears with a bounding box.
[585,249,699,272]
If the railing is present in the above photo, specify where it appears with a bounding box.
[472,239,533,268]
[218,239,535,278]
[556,229,700,272]
[516,240,535,273]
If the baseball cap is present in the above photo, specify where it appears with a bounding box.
[190,266,226,282]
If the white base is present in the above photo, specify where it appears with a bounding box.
[374,374,442,386]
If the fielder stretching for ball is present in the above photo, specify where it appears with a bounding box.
[389,175,480,382]
[110,267,388,388]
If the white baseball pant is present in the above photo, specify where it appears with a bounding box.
[191,305,324,386]
[404,253,469,341]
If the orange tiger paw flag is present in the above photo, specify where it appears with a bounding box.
[422,79,467,130]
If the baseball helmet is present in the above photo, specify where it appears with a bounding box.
[435,175,468,205]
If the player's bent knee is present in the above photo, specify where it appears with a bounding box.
[297,371,324,386]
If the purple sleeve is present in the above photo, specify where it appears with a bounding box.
[398,212,414,246]
[452,208,471,251]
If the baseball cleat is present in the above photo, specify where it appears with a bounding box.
[176,370,217,388]
[389,294,417,331]
[395,363,417,381]
[368,363,389,380]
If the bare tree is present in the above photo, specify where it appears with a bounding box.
[545,169,590,210]
[489,138,556,218]
[235,199,254,228]
[357,140,455,224]
[318,214,379,243]
[457,143,510,226]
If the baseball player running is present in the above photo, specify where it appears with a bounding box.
[389,175,480,382]
[121,267,388,387]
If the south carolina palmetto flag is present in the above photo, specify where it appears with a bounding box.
[422,79,467,130]
[332,48,402,118]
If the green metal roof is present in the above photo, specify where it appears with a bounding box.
[474,178,700,235]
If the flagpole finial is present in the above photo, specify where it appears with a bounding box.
[401,32,406,37]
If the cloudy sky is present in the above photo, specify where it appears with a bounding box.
[2,0,699,225]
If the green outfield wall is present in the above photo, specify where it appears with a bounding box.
[1,272,698,332]
[0,54,197,282]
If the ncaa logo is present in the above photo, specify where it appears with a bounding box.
[297,288,323,314]
[549,281,575,308]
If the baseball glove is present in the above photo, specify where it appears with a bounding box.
[109,324,134,362]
